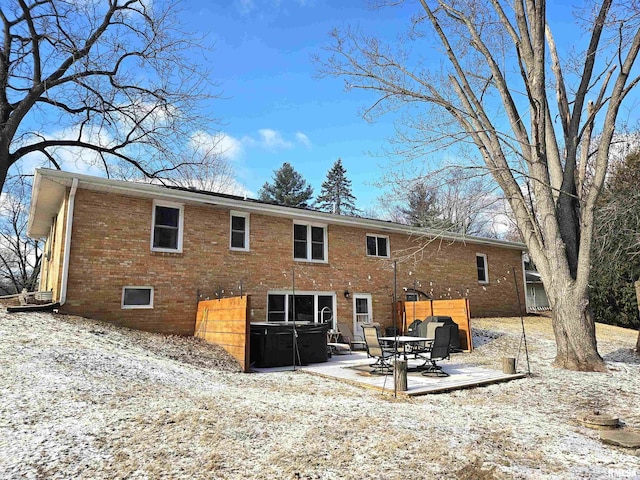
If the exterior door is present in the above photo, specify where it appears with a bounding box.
[353,294,372,338]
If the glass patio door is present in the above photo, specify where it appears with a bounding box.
[353,294,372,339]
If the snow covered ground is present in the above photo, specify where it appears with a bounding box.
[0,310,638,479]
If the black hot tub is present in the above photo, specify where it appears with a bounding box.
[250,322,329,367]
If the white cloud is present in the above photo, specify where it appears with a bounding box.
[257,129,293,150]
[230,128,309,153]
[236,0,255,15]
[295,132,311,148]
[190,131,243,162]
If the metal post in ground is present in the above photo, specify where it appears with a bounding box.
[513,266,531,375]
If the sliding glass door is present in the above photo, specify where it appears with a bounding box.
[267,291,336,328]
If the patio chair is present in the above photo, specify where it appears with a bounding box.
[362,326,396,375]
[337,323,367,351]
[425,316,461,352]
[419,325,451,377]
[408,321,443,357]
[424,321,444,340]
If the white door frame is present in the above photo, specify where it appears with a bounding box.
[352,293,372,337]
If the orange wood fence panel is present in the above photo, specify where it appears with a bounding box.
[432,299,472,352]
[195,296,251,372]
[403,299,473,351]
[403,301,433,324]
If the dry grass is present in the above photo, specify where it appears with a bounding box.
[1,309,639,479]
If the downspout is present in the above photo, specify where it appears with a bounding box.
[59,178,78,306]
[521,251,529,314]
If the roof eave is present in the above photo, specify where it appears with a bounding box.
[30,169,527,251]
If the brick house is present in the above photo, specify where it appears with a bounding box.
[28,169,527,336]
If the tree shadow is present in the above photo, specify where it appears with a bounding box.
[471,328,504,348]
[603,348,640,365]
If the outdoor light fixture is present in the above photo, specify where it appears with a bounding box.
[344,290,351,299]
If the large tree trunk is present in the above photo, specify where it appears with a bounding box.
[548,279,607,371]
[635,280,640,354]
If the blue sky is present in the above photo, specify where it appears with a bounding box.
[179,0,640,214]
[17,0,638,213]
[179,0,413,210]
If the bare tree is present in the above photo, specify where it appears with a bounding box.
[393,170,504,237]
[0,0,215,193]
[318,0,640,371]
[160,134,241,194]
[0,177,40,294]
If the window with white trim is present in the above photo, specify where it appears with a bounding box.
[152,201,183,252]
[476,254,489,283]
[366,234,389,257]
[122,286,154,309]
[230,211,249,251]
[267,291,335,326]
[293,222,327,261]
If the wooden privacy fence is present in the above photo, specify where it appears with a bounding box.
[195,296,251,372]
[401,299,473,351]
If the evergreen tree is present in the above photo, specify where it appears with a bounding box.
[400,183,440,228]
[590,150,640,329]
[316,159,359,215]
[258,162,314,208]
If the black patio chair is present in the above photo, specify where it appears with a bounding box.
[409,321,443,358]
[362,326,396,375]
[419,325,451,377]
[424,316,461,352]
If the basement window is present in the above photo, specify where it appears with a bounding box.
[122,286,154,309]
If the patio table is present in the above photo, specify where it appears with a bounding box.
[378,336,432,361]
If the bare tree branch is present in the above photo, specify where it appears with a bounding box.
[0,0,220,193]
[316,0,640,371]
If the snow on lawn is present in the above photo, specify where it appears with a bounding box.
[0,310,639,479]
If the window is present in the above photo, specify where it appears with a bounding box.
[355,296,371,324]
[152,201,183,252]
[366,234,389,257]
[122,286,154,309]
[267,294,286,321]
[293,222,326,261]
[230,211,249,251]
[405,293,418,302]
[476,254,488,283]
[267,292,336,326]
[353,294,373,334]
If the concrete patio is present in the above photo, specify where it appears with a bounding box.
[252,350,527,396]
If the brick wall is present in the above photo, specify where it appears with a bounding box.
[60,188,526,335]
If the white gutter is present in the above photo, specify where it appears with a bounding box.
[59,178,78,306]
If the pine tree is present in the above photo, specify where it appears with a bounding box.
[399,183,439,227]
[258,162,314,208]
[399,183,456,231]
[316,159,359,215]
